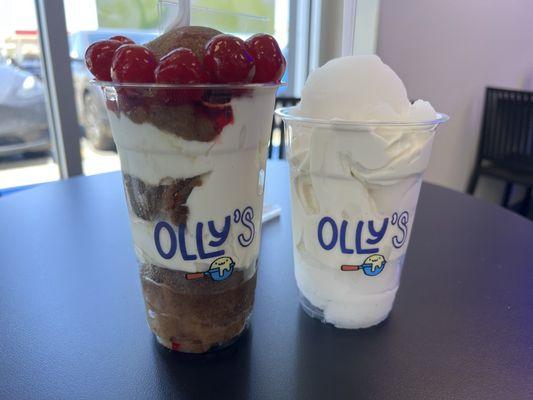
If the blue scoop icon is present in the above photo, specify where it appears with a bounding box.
[340,254,386,276]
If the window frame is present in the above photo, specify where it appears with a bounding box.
[35,0,82,178]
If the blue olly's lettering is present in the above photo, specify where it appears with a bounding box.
[319,217,388,254]
[317,217,337,250]
[154,207,255,261]
[391,211,409,249]
[154,221,177,260]
[196,222,226,259]
[317,211,410,254]
[237,206,255,247]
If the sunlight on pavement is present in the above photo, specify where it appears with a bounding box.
[0,139,120,190]
[0,156,59,189]
[80,139,121,176]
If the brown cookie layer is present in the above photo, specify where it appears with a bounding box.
[123,174,204,226]
[140,264,257,353]
[146,102,232,142]
[115,90,233,142]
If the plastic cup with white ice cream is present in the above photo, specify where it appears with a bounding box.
[85,26,285,352]
[276,55,448,329]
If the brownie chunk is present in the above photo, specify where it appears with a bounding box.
[147,102,232,142]
[123,174,203,226]
[114,89,233,142]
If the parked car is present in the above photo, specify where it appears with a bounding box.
[0,57,49,157]
[69,30,157,150]
[10,54,43,79]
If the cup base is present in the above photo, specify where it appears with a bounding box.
[141,263,257,354]
[298,291,329,322]
[154,320,249,354]
[298,289,394,329]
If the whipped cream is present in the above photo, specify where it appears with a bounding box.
[283,55,442,328]
[108,89,276,274]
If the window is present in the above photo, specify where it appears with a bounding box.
[188,0,290,96]
[0,0,59,192]
[64,0,125,176]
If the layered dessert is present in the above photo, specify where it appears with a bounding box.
[278,55,446,328]
[85,27,284,352]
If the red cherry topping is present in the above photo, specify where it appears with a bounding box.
[111,44,157,83]
[195,103,234,136]
[85,39,122,81]
[171,342,181,351]
[155,48,207,104]
[204,34,255,83]
[155,48,207,84]
[245,34,285,83]
[109,35,135,44]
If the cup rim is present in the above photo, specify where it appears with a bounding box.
[92,79,284,90]
[275,106,449,127]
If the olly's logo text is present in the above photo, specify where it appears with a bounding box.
[154,206,255,261]
[317,211,410,254]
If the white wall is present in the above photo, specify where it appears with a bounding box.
[377,0,533,199]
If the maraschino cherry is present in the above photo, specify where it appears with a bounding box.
[111,44,157,83]
[245,33,285,83]
[85,40,122,81]
[204,34,255,83]
[155,48,207,104]
[109,35,135,44]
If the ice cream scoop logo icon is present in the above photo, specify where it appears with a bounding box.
[185,256,235,282]
[340,254,386,277]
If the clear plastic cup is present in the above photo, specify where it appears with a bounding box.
[99,82,280,352]
[276,107,448,329]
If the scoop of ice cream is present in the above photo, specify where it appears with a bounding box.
[295,55,436,122]
[145,26,222,61]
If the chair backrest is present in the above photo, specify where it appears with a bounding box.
[269,97,300,159]
[479,87,533,172]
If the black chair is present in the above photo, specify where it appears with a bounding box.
[467,87,533,215]
[269,97,300,159]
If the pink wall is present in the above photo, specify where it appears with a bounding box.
[377,0,533,193]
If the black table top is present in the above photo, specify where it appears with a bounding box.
[1,161,532,400]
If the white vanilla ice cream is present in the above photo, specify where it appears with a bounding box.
[107,89,277,278]
[285,55,441,328]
